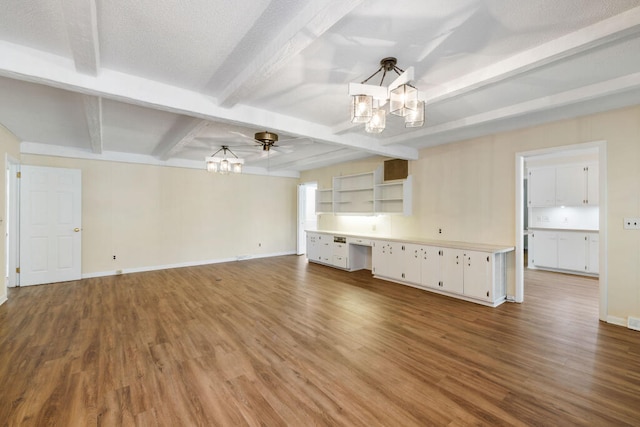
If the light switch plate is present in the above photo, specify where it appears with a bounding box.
[623,217,640,230]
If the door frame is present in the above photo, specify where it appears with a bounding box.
[297,181,317,255]
[6,156,19,288]
[514,140,607,320]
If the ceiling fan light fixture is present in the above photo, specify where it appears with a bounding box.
[405,100,425,128]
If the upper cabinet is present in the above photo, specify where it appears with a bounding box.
[528,163,598,207]
[316,166,412,215]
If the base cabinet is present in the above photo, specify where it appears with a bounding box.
[374,241,506,306]
[309,232,511,307]
[529,230,598,275]
[307,232,349,269]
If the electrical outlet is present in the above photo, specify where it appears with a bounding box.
[623,218,640,230]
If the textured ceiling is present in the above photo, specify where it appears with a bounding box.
[1,0,640,176]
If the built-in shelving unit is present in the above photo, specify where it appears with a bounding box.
[333,170,378,215]
[315,188,334,214]
[374,175,412,215]
[315,165,412,215]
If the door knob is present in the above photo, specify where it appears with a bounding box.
[74,228,80,232]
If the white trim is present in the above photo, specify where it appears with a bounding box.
[0,294,6,306]
[606,316,626,327]
[81,251,296,279]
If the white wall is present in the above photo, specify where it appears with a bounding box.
[300,105,640,324]
[22,155,298,276]
[0,125,20,305]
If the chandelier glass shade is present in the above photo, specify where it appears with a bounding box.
[365,104,386,133]
[348,57,424,133]
[390,84,418,117]
[404,100,425,128]
[350,94,373,123]
[205,146,243,174]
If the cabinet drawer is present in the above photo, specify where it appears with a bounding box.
[332,255,348,269]
[348,237,372,246]
[333,243,348,256]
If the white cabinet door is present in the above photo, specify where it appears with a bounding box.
[420,246,440,289]
[307,233,320,262]
[403,243,422,284]
[440,248,464,294]
[558,232,587,271]
[586,163,599,206]
[531,230,558,268]
[373,240,403,279]
[528,168,556,207]
[463,251,492,301]
[318,235,332,264]
[587,233,599,274]
[555,165,585,207]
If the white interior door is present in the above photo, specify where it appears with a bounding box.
[297,182,317,255]
[19,166,82,286]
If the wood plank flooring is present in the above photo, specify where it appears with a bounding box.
[1,255,639,426]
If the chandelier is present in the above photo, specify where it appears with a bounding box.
[349,57,425,133]
[205,145,244,174]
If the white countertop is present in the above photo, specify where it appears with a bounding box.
[306,230,514,254]
[528,227,599,233]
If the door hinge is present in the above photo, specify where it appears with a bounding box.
[16,267,20,273]
[16,171,21,178]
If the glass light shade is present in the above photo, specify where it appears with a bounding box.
[405,100,424,127]
[350,94,373,123]
[206,159,219,172]
[365,108,386,133]
[219,159,230,174]
[390,84,418,117]
[232,162,242,174]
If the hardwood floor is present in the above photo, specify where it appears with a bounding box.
[1,256,639,426]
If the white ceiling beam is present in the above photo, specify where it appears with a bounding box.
[0,41,417,160]
[153,118,210,161]
[60,0,100,76]
[385,72,640,146]
[81,95,102,153]
[424,6,640,104]
[20,141,301,178]
[265,148,371,171]
[217,0,364,107]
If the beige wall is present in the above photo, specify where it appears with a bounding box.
[22,155,298,275]
[301,105,640,323]
[0,125,20,304]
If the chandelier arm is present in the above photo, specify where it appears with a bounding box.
[361,65,384,84]
[379,69,388,86]
[392,65,405,75]
[210,147,224,157]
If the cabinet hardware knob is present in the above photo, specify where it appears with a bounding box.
[486,291,490,297]
[486,256,489,262]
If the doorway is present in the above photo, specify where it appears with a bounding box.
[297,182,317,255]
[515,141,607,320]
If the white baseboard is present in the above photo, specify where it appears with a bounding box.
[82,251,296,280]
[606,315,628,328]
[0,294,7,306]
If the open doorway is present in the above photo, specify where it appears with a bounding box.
[297,182,317,255]
[515,141,607,321]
